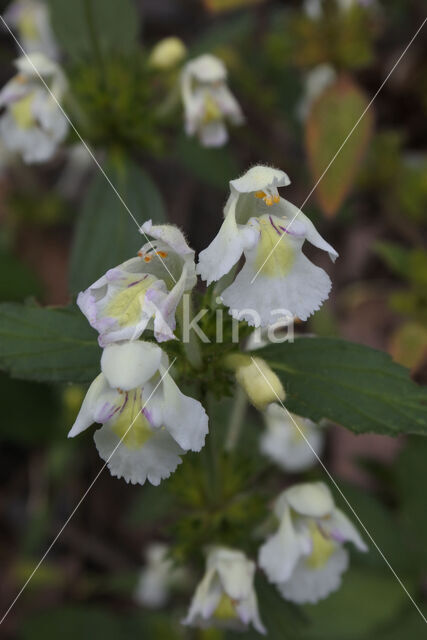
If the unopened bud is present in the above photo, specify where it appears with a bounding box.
[148,37,187,70]
[225,354,285,410]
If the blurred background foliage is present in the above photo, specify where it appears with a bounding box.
[0,0,426,638]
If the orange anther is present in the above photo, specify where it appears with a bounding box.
[157,251,168,258]
[273,194,280,203]
[137,251,142,257]
[144,256,151,262]
[265,196,273,206]
[255,191,266,199]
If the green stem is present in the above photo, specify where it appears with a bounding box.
[177,294,203,370]
[225,386,248,452]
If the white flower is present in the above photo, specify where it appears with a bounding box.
[149,37,187,70]
[183,547,266,634]
[77,221,196,346]
[297,64,336,121]
[5,0,58,59]
[197,165,338,326]
[304,0,374,17]
[181,54,244,147]
[0,53,68,163]
[260,404,324,472]
[68,341,208,486]
[259,482,367,604]
[135,543,189,608]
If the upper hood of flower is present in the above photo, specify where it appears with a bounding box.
[230,165,290,194]
[184,54,227,83]
[101,341,163,391]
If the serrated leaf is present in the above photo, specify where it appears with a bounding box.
[259,338,427,436]
[47,0,139,61]
[69,158,166,293]
[305,76,373,217]
[0,303,100,384]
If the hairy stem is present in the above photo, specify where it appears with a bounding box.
[225,386,248,452]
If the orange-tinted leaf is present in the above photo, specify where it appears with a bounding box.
[203,0,263,12]
[305,75,373,217]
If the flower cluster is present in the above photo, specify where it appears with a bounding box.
[65,162,366,633]
[69,222,208,486]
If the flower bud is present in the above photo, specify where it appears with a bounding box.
[225,354,285,410]
[148,37,187,70]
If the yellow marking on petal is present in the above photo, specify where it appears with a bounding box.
[112,390,154,450]
[105,275,156,328]
[11,93,35,129]
[214,594,238,621]
[203,93,221,124]
[18,13,40,40]
[254,216,295,277]
[305,523,335,569]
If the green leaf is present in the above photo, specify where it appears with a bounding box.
[0,303,100,384]
[300,567,410,640]
[259,337,427,436]
[0,250,42,301]
[0,373,60,445]
[305,76,373,217]
[69,157,166,293]
[47,0,139,61]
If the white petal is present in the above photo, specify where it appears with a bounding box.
[182,567,219,625]
[261,406,323,472]
[101,341,162,391]
[230,165,290,194]
[280,199,338,262]
[199,120,228,148]
[185,54,227,83]
[94,424,184,486]
[143,367,208,451]
[215,549,255,601]
[15,52,59,78]
[213,84,244,125]
[278,546,349,604]
[68,374,118,437]
[139,220,195,257]
[236,589,267,635]
[197,194,258,285]
[323,508,368,552]
[284,482,334,518]
[259,505,303,584]
[221,248,332,326]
